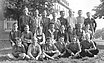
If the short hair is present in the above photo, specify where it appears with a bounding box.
[24,25,29,28]
[78,10,82,12]
[13,22,17,26]
[49,22,54,26]
[60,11,64,14]
[46,37,51,41]
[86,12,90,14]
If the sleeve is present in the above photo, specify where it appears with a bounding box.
[30,32,33,39]
[22,45,26,53]
[42,33,46,44]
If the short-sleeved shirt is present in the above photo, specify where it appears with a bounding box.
[28,44,40,57]
[9,30,21,43]
[22,31,33,43]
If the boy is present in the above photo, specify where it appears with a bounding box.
[9,22,21,46]
[27,37,42,60]
[42,37,60,60]
[8,38,30,60]
[80,33,99,57]
[45,22,58,41]
[74,24,86,42]
[21,25,33,52]
[66,35,82,58]
[54,37,68,58]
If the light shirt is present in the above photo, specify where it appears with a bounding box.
[67,16,77,29]
[76,16,85,25]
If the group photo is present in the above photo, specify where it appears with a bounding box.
[0,0,104,63]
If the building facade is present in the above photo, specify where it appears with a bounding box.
[52,0,70,18]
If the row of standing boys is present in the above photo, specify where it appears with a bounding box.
[9,9,99,60]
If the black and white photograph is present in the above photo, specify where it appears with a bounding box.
[0,0,104,63]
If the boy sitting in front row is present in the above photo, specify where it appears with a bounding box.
[80,33,99,57]
[8,38,30,60]
[42,37,60,60]
[27,37,42,60]
[66,35,82,58]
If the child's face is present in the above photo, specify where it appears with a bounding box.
[46,39,51,44]
[72,37,76,42]
[13,24,18,30]
[86,25,90,30]
[59,37,64,42]
[16,39,22,46]
[24,26,29,31]
[61,25,65,31]
[50,24,55,29]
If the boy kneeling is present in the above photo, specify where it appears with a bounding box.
[42,37,60,60]
[66,35,82,59]
[8,38,30,60]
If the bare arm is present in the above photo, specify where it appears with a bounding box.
[27,45,35,59]
[36,44,42,60]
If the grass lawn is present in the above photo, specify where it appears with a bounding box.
[0,40,104,63]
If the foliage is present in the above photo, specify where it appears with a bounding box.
[4,0,54,20]
[92,0,104,19]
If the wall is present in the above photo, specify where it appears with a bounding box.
[0,0,9,40]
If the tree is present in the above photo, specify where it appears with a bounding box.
[92,0,104,19]
[4,0,54,21]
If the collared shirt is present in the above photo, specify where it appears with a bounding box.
[67,16,77,29]
[45,29,57,40]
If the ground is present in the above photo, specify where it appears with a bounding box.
[0,40,104,63]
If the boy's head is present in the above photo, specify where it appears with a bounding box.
[37,26,43,33]
[60,11,65,17]
[71,35,77,42]
[46,37,52,44]
[12,22,18,30]
[78,10,82,16]
[15,38,22,46]
[49,22,55,29]
[24,25,29,31]
[42,10,47,17]
[67,25,73,32]
[52,12,57,18]
[58,36,64,42]
[60,25,65,31]
[34,9,39,16]
[86,12,91,18]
